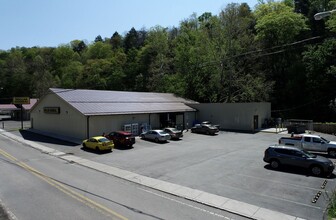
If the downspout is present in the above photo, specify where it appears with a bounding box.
[183,112,185,131]
[149,114,151,128]
[87,116,90,139]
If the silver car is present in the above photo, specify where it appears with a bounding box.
[163,127,183,140]
[140,130,171,142]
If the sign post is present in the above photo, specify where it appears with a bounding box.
[13,97,30,130]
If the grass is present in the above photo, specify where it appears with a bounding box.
[328,190,336,219]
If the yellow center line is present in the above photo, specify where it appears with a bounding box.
[0,148,128,220]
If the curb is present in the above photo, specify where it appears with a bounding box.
[0,197,18,220]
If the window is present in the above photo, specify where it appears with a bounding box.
[313,138,321,143]
[291,150,304,157]
[89,138,97,142]
[275,148,290,155]
[304,137,310,142]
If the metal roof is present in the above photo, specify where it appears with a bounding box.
[0,99,38,111]
[50,88,197,116]
[0,104,17,111]
[22,98,38,110]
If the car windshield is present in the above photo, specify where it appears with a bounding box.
[159,131,168,135]
[98,137,110,142]
[302,149,316,158]
[321,137,330,143]
[169,128,179,132]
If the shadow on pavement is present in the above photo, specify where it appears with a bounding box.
[114,145,134,150]
[264,164,336,179]
[80,147,113,155]
[19,130,78,147]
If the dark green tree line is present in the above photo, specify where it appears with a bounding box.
[0,0,336,121]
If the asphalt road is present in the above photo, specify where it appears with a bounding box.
[0,130,249,220]
[2,120,336,219]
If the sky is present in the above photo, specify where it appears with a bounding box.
[0,0,259,50]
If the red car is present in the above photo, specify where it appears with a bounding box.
[106,131,135,148]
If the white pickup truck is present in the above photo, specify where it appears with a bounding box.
[278,134,336,157]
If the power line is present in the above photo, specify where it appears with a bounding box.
[198,36,323,68]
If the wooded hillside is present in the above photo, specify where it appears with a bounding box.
[1,1,336,121]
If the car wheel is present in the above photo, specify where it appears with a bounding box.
[328,149,336,157]
[83,143,87,148]
[270,160,280,169]
[311,165,322,176]
[206,131,210,135]
[140,134,144,139]
[155,137,159,143]
[95,146,100,152]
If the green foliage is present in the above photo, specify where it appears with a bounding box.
[70,40,87,53]
[1,0,336,121]
[255,1,308,46]
[327,189,336,218]
[303,39,336,101]
[110,32,123,49]
[326,12,336,32]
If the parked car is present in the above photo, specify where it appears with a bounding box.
[163,127,183,140]
[279,134,336,157]
[106,131,135,148]
[263,145,334,176]
[201,121,220,130]
[140,130,171,142]
[191,124,219,135]
[82,136,114,151]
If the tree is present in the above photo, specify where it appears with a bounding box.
[255,1,308,46]
[70,40,87,53]
[110,32,123,49]
[124,27,139,52]
[60,61,84,89]
[52,46,76,68]
[85,42,113,60]
[31,55,56,98]
[136,26,171,91]
[302,39,336,121]
[326,4,336,33]
[254,1,310,118]
[4,49,29,97]
[94,35,103,42]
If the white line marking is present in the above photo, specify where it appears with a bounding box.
[139,188,237,219]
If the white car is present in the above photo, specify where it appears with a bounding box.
[140,130,171,142]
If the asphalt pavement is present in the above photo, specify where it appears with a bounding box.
[4,120,336,220]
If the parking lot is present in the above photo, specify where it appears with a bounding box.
[5,121,336,220]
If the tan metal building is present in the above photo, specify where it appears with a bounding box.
[30,88,197,140]
[189,103,271,132]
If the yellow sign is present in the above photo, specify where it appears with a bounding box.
[13,97,30,105]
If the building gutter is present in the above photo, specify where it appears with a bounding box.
[86,116,90,139]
